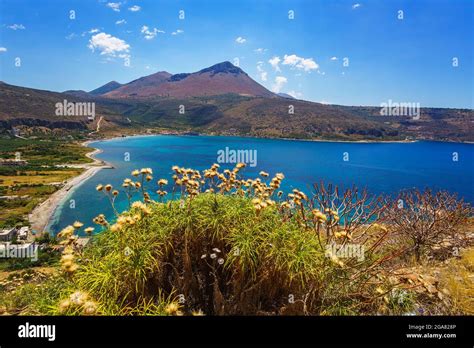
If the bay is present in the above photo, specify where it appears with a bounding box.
[47,135,474,234]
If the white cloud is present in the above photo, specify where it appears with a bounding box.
[116,19,127,25]
[235,36,246,44]
[352,3,361,9]
[254,48,267,53]
[282,54,318,72]
[330,56,338,61]
[0,47,7,52]
[88,32,130,61]
[128,5,141,12]
[65,33,76,40]
[256,61,267,81]
[271,76,287,93]
[8,24,25,30]
[287,90,303,99]
[171,29,184,35]
[141,26,165,40]
[89,28,100,34]
[268,56,281,72]
[107,2,121,12]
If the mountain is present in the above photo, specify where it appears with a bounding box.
[0,62,473,142]
[104,62,274,99]
[63,90,93,98]
[103,72,171,98]
[277,93,296,99]
[90,81,123,96]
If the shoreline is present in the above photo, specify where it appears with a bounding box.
[87,132,420,145]
[28,145,113,234]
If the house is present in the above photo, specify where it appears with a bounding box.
[0,227,17,242]
[17,226,30,240]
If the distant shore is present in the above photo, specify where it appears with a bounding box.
[28,144,113,234]
[88,131,420,145]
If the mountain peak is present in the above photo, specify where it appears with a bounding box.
[90,81,123,95]
[198,61,245,76]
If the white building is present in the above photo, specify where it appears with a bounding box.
[0,227,17,242]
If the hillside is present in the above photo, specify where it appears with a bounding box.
[0,60,473,142]
[0,83,127,132]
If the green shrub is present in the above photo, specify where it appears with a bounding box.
[50,164,409,316]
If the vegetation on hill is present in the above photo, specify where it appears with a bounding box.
[1,81,473,142]
[0,138,92,228]
[1,163,471,316]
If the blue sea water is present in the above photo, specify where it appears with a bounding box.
[47,135,474,234]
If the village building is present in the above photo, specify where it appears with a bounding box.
[0,227,17,242]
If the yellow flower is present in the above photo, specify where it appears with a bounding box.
[61,254,74,263]
[131,169,140,177]
[105,184,112,192]
[165,302,179,315]
[83,301,98,315]
[158,179,168,186]
[84,227,94,235]
[58,225,75,238]
[259,171,269,177]
[96,184,103,191]
[58,299,71,313]
[70,291,88,306]
[112,190,119,196]
[110,223,122,232]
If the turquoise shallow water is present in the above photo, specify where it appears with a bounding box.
[48,135,474,234]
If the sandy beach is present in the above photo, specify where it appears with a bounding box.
[28,145,113,234]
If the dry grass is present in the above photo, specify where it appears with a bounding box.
[439,248,474,314]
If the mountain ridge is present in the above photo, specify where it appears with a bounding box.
[103,61,274,99]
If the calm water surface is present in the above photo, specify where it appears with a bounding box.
[48,135,474,234]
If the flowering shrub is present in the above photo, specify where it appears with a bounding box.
[48,163,423,315]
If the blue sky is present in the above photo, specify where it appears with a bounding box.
[0,0,472,108]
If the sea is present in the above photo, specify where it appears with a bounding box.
[47,135,474,234]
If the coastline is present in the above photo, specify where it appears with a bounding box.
[85,132,419,145]
[28,144,113,234]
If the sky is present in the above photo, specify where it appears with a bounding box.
[0,0,472,108]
